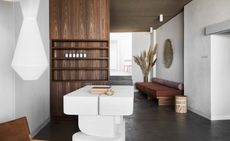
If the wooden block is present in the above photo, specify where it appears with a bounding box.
[157,97,175,106]
[90,85,111,94]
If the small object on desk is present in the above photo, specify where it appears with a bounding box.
[105,89,114,96]
[90,85,111,94]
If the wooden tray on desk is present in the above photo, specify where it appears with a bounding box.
[90,86,111,94]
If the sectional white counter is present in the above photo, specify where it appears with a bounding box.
[63,85,134,141]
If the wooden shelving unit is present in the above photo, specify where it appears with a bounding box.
[52,47,108,50]
[52,80,109,82]
[51,39,109,82]
[51,68,109,70]
[50,39,110,119]
[52,57,109,60]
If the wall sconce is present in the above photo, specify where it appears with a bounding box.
[11,0,48,80]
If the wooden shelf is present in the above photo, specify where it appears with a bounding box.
[51,39,109,42]
[52,47,108,50]
[52,80,109,82]
[51,68,109,70]
[52,57,109,60]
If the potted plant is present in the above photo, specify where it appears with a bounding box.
[133,44,158,82]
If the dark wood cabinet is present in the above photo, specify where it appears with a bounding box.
[50,0,110,120]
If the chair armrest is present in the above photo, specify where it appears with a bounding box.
[29,134,48,141]
[31,139,48,141]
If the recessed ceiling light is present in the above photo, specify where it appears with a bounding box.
[150,27,153,33]
[159,14,164,22]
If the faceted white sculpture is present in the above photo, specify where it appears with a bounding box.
[11,0,48,80]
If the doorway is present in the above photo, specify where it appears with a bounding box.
[110,33,132,76]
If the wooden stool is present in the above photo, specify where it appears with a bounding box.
[175,96,187,113]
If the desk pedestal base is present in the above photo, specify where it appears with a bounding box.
[73,119,125,141]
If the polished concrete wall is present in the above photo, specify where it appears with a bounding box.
[184,0,230,119]
[156,13,184,83]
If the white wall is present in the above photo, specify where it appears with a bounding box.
[0,1,15,122]
[0,0,50,136]
[184,0,230,119]
[132,32,151,83]
[211,34,230,120]
[156,13,184,82]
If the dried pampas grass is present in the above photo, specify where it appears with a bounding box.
[133,44,158,82]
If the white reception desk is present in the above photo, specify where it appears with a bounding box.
[64,85,134,141]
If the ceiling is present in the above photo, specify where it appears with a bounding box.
[110,0,192,32]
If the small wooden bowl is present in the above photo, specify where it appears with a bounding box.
[105,89,114,96]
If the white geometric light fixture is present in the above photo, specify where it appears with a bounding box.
[11,0,48,80]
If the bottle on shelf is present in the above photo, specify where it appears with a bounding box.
[68,52,72,58]
[79,50,83,58]
[83,51,87,58]
[76,51,79,58]
[64,51,69,58]
[72,51,76,58]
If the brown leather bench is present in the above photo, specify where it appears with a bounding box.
[0,117,47,141]
[136,78,184,106]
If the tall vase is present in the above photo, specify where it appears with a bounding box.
[144,75,148,82]
[144,75,152,100]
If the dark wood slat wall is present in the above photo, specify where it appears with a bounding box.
[50,0,110,120]
[50,0,109,40]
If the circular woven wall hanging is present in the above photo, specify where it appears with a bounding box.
[163,39,173,68]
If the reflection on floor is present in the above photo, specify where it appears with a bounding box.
[35,93,230,141]
[109,76,133,85]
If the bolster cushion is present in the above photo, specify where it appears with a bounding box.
[152,78,183,90]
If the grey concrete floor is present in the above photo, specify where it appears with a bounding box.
[35,93,230,141]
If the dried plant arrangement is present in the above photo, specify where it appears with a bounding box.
[133,44,158,82]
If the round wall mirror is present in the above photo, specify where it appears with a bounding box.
[163,39,173,68]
